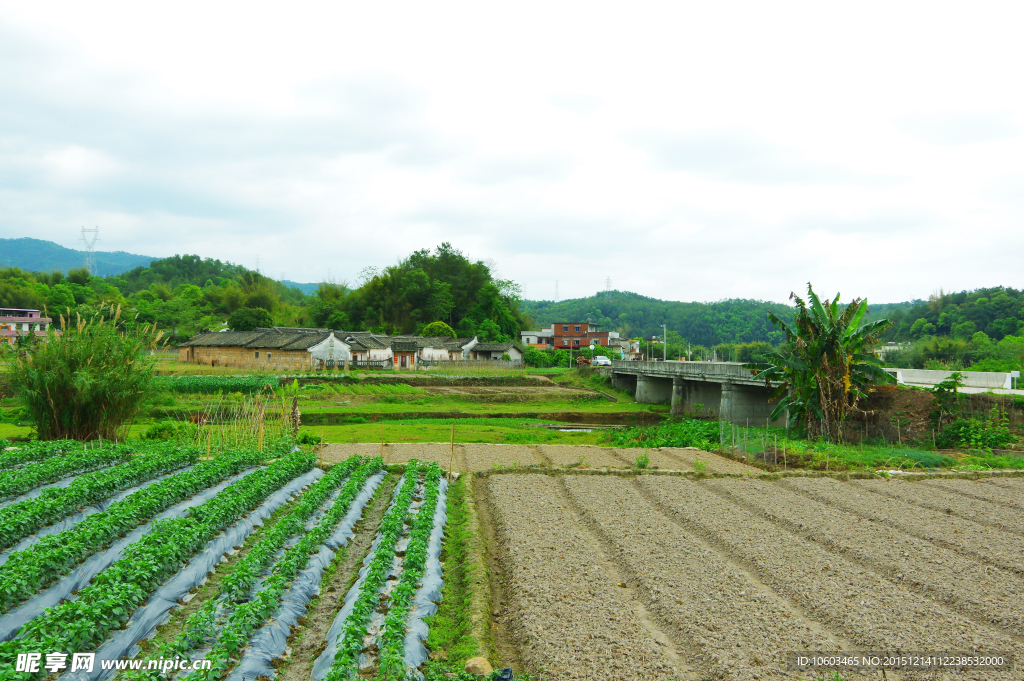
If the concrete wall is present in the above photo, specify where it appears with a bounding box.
[635,374,673,404]
[671,378,723,418]
[886,368,1018,390]
[610,372,637,393]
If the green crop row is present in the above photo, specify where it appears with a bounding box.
[325,461,423,681]
[0,440,82,471]
[378,463,444,678]
[0,447,266,612]
[193,457,386,680]
[125,455,380,681]
[0,442,200,553]
[154,375,281,394]
[0,451,315,675]
[0,445,133,501]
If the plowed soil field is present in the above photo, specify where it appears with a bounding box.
[321,443,745,473]
[483,474,1024,681]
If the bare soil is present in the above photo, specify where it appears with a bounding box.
[321,443,746,473]
[481,474,1024,680]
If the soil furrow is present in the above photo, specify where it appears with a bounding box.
[660,447,754,474]
[275,473,398,681]
[981,477,1024,491]
[562,475,853,680]
[779,477,1024,575]
[463,444,546,470]
[853,479,1024,536]
[636,477,1023,681]
[536,444,633,468]
[924,478,1024,510]
[704,478,1024,639]
[487,474,680,680]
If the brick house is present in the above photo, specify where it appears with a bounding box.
[0,308,55,345]
[550,322,619,350]
[178,328,341,371]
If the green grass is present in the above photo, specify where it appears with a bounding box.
[424,477,479,666]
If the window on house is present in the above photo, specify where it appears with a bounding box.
[563,339,568,346]
[575,339,580,346]
[268,353,272,360]
[575,325,581,332]
[563,325,568,332]
[255,351,260,359]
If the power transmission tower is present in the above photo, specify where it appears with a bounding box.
[605,276,612,300]
[80,227,99,274]
[555,280,559,303]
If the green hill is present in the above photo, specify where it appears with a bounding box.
[525,291,796,346]
[0,237,155,277]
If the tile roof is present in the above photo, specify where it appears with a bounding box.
[472,341,521,353]
[182,331,265,347]
[390,340,419,352]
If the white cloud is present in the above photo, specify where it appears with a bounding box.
[0,1,1023,303]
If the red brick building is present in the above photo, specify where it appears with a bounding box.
[551,322,616,350]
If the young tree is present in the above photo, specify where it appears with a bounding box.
[3,305,162,440]
[747,284,894,442]
[228,307,274,331]
[421,320,456,337]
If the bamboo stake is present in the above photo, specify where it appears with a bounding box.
[380,422,385,460]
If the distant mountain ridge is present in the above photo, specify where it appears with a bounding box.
[524,290,921,346]
[0,237,156,277]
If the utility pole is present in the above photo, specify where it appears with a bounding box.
[662,324,667,361]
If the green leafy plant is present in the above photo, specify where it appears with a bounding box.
[3,304,163,440]
[693,458,708,473]
[0,449,314,671]
[154,375,280,394]
[746,284,893,442]
[634,452,650,469]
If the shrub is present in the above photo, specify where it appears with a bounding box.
[227,307,273,332]
[143,421,199,441]
[937,417,1013,450]
[3,306,161,440]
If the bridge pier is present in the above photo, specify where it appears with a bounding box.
[610,372,637,392]
[671,378,722,418]
[720,381,784,426]
[635,374,672,404]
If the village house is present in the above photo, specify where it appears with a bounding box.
[468,341,525,362]
[0,308,55,345]
[178,327,483,370]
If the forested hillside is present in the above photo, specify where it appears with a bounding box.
[0,237,154,277]
[0,244,523,344]
[526,291,796,346]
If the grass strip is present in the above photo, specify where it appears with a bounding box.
[423,476,480,669]
[324,461,422,681]
[0,442,203,552]
[0,447,260,612]
[377,463,444,679]
[0,450,315,679]
[0,444,132,501]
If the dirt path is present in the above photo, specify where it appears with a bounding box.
[853,478,1024,535]
[780,477,1024,576]
[276,474,398,681]
[561,476,852,680]
[487,474,681,680]
[705,477,1024,639]
[636,477,1023,680]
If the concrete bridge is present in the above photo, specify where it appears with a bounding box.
[602,361,785,426]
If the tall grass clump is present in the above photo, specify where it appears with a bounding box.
[2,305,161,441]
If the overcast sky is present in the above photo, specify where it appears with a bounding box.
[1,2,1022,304]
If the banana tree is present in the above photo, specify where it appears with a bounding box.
[746,284,894,442]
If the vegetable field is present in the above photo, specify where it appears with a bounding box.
[0,440,457,681]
